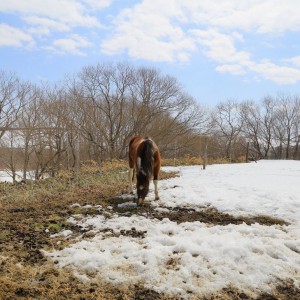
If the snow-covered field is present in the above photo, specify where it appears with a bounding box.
[0,171,18,183]
[46,160,300,299]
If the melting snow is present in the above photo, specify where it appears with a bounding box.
[46,160,300,298]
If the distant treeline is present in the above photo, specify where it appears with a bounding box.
[0,64,299,181]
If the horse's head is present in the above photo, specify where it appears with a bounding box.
[136,171,150,204]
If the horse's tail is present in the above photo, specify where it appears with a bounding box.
[139,138,154,179]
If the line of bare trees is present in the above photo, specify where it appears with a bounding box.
[0,63,207,181]
[212,96,300,161]
[1,64,300,182]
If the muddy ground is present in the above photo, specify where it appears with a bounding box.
[0,172,299,300]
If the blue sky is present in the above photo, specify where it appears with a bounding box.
[1,0,300,105]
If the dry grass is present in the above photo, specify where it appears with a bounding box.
[0,256,154,300]
[0,160,129,209]
[0,158,181,209]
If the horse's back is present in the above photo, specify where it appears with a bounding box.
[129,136,159,155]
[129,136,145,152]
[128,136,160,168]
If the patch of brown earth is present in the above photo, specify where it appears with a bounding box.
[133,287,164,300]
[256,279,300,300]
[112,198,289,226]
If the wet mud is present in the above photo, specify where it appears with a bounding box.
[111,197,289,227]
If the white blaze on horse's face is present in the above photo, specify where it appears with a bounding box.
[139,185,144,190]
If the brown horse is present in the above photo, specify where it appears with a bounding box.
[128,136,161,205]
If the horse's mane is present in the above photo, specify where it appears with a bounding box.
[138,138,154,180]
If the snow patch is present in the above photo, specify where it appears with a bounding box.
[46,160,300,298]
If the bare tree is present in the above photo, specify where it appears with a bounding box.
[128,67,208,154]
[77,63,135,160]
[212,100,243,160]
[17,84,42,180]
[0,131,18,183]
[274,94,300,159]
[292,97,300,159]
[0,70,27,139]
[74,63,206,160]
[259,96,276,158]
[240,100,263,158]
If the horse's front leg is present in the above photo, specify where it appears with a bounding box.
[153,168,160,200]
[129,168,134,194]
[153,179,159,200]
[153,154,160,200]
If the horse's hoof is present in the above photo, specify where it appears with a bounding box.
[155,196,160,200]
[137,198,146,207]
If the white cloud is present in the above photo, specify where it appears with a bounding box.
[0,0,110,54]
[215,56,300,85]
[101,0,300,84]
[2,0,300,85]
[44,34,91,56]
[191,29,251,64]
[0,23,34,47]
[180,0,300,33]
[24,16,71,35]
[81,0,112,10]
[0,0,101,28]
[216,64,246,76]
[192,28,300,83]
[284,56,300,67]
[101,2,196,62]
[249,62,300,84]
